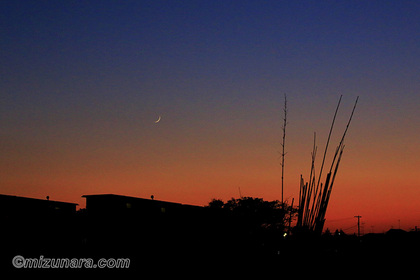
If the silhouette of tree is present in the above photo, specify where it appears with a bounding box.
[206,197,298,257]
[207,197,297,233]
[208,198,224,209]
[323,228,332,237]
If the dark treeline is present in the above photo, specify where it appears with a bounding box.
[2,194,419,273]
[205,197,297,259]
[208,197,297,233]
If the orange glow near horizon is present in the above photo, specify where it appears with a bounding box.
[2,94,419,234]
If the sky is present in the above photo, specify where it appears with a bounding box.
[1,0,419,233]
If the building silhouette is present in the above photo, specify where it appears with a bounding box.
[82,193,203,218]
[81,194,210,263]
[0,194,77,219]
[0,194,79,269]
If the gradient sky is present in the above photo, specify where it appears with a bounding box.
[1,0,419,233]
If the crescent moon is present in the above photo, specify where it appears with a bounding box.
[154,115,161,123]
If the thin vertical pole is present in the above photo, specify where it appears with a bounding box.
[355,215,362,237]
[281,94,287,205]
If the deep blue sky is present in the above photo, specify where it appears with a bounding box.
[1,1,420,232]
[2,1,419,101]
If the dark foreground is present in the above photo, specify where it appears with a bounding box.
[1,194,418,275]
[2,211,419,276]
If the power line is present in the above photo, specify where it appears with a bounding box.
[324,217,355,223]
[342,225,358,232]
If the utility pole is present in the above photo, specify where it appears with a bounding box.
[354,215,362,237]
